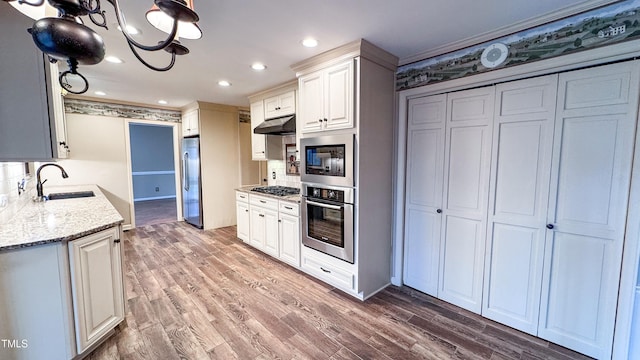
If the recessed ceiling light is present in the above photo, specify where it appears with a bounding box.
[117,24,140,35]
[105,56,123,64]
[251,63,266,71]
[158,100,168,105]
[94,91,106,96]
[302,38,318,48]
[218,80,231,87]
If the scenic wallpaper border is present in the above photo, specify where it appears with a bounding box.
[64,98,181,123]
[397,0,640,91]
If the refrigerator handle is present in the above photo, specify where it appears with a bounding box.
[183,151,189,192]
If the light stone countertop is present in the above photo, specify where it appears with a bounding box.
[236,185,301,203]
[0,184,124,251]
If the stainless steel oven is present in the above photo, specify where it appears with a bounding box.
[301,183,354,263]
[300,134,354,188]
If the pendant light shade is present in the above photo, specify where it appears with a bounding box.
[146,0,202,40]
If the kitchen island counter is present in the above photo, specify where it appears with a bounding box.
[0,184,124,251]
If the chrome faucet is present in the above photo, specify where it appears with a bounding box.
[34,163,69,202]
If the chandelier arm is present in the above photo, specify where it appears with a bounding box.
[126,40,176,72]
[108,0,179,52]
[15,0,45,6]
[87,0,108,29]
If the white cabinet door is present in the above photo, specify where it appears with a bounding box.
[68,227,124,354]
[538,61,639,359]
[483,75,558,334]
[439,87,494,314]
[325,60,354,130]
[263,208,279,257]
[250,101,267,160]
[249,206,266,250]
[50,62,70,159]
[279,212,300,267]
[299,71,324,133]
[403,94,446,297]
[264,90,296,119]
[182,109,199,137]
[298,59,354,133]
[236,201,250,242]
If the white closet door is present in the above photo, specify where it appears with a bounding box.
[439,87,494,314]
[482,74,558,334]
[539,61,639,359]
[403,94,446,296]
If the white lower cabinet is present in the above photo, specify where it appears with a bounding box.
[0,225,124,360]
[279,202,300,267]
[301,246,356,292]
[235,192,250,242]
[245,193,300,266]
[403,60,640,359]
[68,227,125,354]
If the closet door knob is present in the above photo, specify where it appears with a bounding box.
[436,209,442,214]
[546,224,555,230]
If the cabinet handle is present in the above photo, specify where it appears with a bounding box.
[278,219,282,223]
[320,267,331,273]
[323,118,328,122]
[259,214,265,217]
[114,239,121,244]
[59,141,66,146]
[318,119,323,123]
[260,200,267,204]
[245,209,249,212]
[436,209,442,214]
[546,224,555,230]
[284,206,293,210]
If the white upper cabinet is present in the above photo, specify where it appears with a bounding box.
[249,100,283,161]
[0,8,69,161]
[182,108,199,137]
[298,59,354,133]
[264,90,296,118]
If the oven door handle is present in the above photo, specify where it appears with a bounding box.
[305,199,343,210]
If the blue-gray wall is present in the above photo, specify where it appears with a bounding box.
[129,124,176,200]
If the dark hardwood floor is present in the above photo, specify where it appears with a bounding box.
[134,198,178,227]
[89,222,592,360]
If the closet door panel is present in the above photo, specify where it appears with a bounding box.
[483,75,557,335]
[403,95,446,296]
[439,87,494,314]
[539,61,639,359]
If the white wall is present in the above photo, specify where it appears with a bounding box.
[42,113,132,226]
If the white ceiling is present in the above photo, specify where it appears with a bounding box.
[20,0,619,108]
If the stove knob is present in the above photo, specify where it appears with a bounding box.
[313,188,321,197]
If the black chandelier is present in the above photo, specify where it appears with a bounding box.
[3,0,202,94]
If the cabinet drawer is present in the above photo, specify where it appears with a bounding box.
[249,194,278,210]
[302,251,354,291]
[236,191,249,203]
[279,201,299,216]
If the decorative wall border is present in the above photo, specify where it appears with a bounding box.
[397,0,640,91]
[64,98,182,123]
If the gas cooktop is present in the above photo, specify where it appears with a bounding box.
[251,186,300,197]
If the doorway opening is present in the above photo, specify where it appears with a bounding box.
[128,122,179,227]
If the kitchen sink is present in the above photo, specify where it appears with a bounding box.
[47,191,95,200]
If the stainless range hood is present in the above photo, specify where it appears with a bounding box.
[253,114,296,135]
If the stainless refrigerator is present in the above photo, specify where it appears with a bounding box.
[182,136,203,228]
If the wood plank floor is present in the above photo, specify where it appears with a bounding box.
[89,222,592,360]
[134,198,178,227]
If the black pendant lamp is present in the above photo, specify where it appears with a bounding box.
[3,0,201,94]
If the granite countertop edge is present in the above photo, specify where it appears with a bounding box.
[235,186,301,203]
[0,184,124,252]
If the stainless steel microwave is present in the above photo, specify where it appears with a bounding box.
[300,134,354,187]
